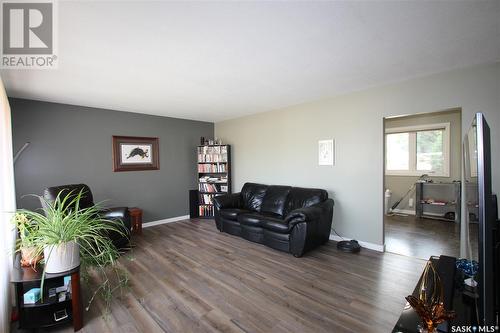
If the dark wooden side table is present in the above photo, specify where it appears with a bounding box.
[129,207,143,234]
[11,255,83,331]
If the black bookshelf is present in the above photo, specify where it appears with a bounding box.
[193,145,231,218]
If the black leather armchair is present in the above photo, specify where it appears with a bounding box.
[214,183,334,257]
[41,184,131,249]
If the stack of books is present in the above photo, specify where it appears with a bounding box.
[199,183,226,193]
[198,163,226,173]
[197,145,228,163]
[199,194,214,205]
[199,176,227,183]
[199,205,214,217]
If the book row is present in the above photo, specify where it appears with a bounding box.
[197,145,228,155]
[198,163,227,173]
[199,176,228,184]
[199,183,227,193]
[199,193,216,205]
[198,153,228,163]
[199,205,215,217]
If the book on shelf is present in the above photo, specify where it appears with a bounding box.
[199,176,228,183]
[197,154,228,163]
[198,163,226,173]
[199,205,214,217]
[199,183,226,193]
[198,145,227,154]
[199,193,218,205]
[197,145,228,163]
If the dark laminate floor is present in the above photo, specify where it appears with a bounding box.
[13,219,425,333]
[385,215,478,260]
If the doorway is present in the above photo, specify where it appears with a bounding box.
[383,108,462,260]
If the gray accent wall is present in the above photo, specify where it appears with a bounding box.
[11,98,213,222]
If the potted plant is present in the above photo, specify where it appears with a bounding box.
[14,190,128,309]
[12,212,43,268]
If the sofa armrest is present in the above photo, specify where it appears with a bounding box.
[100,207,131,248]
[285,206,321,225]
[214,192,241,210]
[101,207,131,229]
[285,199,334,226]
[288,199,334,257]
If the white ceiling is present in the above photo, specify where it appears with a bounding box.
[1,1,499,122]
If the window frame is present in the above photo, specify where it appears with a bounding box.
[385,122,450,177]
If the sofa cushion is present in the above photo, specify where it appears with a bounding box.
[263,229,290,242]
[238,213,264,227]
[263,230,290,252]
[220,208,249,221]
[284,187,328,215]
[221,219,242,237]
[261,219,290,234]
[241,183,268,212]
[241,225,264,244]
[260,185,291,216]
[238,211,283,227]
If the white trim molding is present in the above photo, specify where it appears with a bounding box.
[142,218,386,252]
[329,234,385,252]
[142,215,190,228]
[0,78,16,333]
[385,122,451,134]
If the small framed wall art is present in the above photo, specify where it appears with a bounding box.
[112,136,159,172]
[318,139,335,166]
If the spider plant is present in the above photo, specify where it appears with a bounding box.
[14,190,129,310]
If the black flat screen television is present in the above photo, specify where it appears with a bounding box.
[463,112,498,325]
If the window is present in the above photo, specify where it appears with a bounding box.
[386,132,409,171]
[385,123,450,177]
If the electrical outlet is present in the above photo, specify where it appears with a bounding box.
[409,198,414,208]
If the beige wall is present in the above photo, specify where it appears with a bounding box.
[215,63,500,246]
[385,109,461,213]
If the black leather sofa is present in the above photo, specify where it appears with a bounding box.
[214,183,334,257]
[42,184,131,249]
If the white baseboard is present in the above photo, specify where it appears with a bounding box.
[329,234,385,252]
[142,215,190,228]
[143,216,385,252]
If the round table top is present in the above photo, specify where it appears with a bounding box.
[11,254,80,283]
